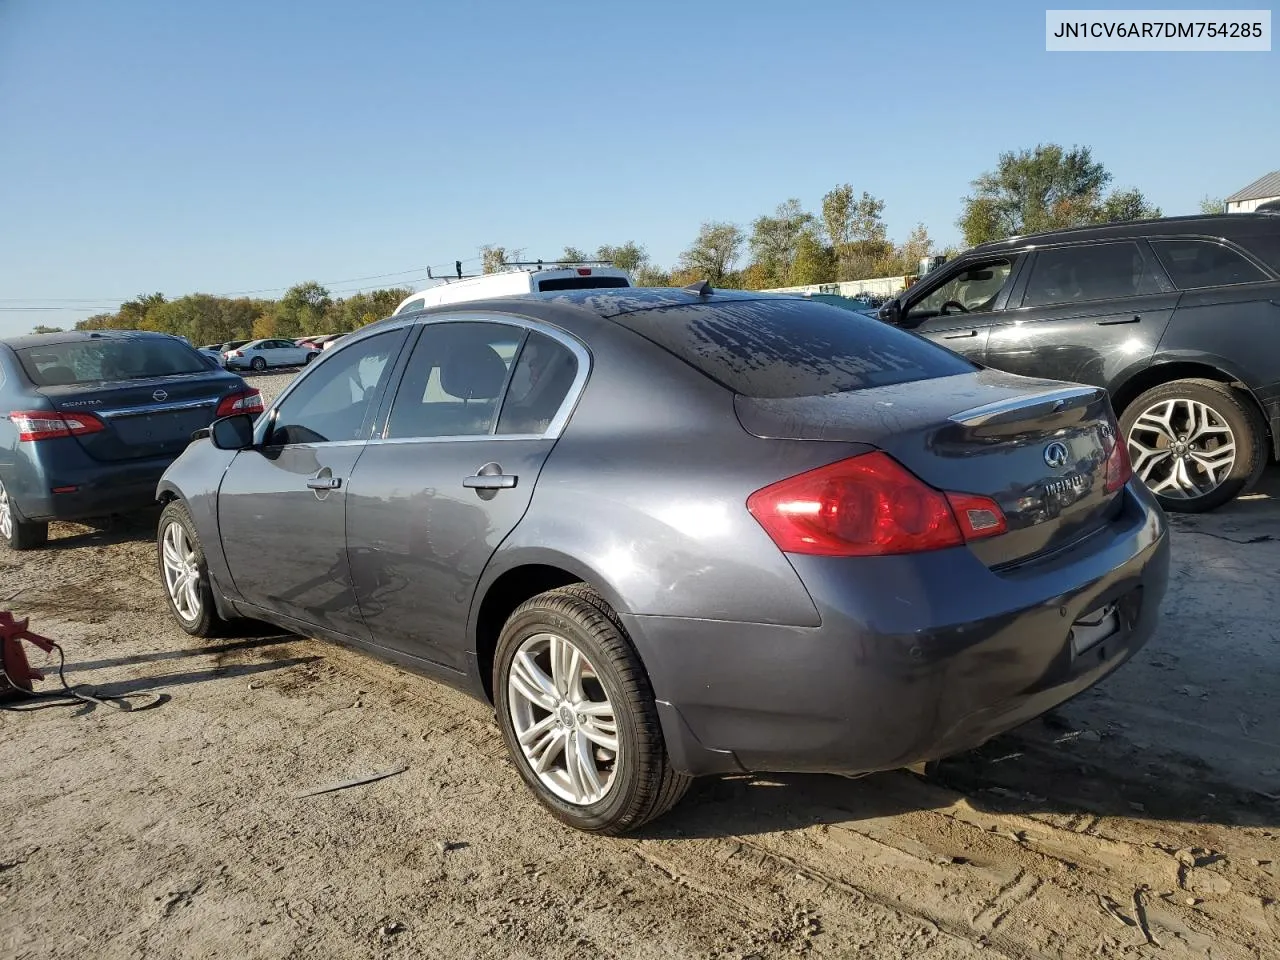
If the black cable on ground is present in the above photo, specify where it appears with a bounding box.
[0,641,165,713]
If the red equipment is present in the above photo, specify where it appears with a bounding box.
[0,611,55,696]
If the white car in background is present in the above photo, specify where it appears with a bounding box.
[391,261,633,315]
[222,338,319,371]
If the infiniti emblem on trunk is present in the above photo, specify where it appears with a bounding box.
[152,389,168,402]
[1043,441,1070,468]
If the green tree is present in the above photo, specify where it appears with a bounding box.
[274,282,332,337]
[957,143,1160,245]
[30,324,64,334]
[1199,195,1227,215]
[560,246,590,263]
[118,292,167,329]
[678,221,745,285]
[596,241,648,275]
[788,232,837,285]
[821,186,887,280]
[633,265,671,287]
[749,199,814,288]
[481,245,521,274]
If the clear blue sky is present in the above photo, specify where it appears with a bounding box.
[1,0,1275,336]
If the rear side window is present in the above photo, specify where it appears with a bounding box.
[496,332,579,435]
[537,276,630,292]
[1235,233,1280,273]
[17,338,208,387]
[616,300,975,400]
[1150,239,1269,288]
[1022,242,1156,307]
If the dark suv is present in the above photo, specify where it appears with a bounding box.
[879,213,1280,512]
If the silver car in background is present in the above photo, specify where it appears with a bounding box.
[223,338,319,371]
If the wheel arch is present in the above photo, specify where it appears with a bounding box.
[468,550,633,704]
[1111,357,1273,457]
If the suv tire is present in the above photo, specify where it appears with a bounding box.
[1120,378,1265,513]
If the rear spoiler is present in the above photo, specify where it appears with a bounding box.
[949,386,1104,428]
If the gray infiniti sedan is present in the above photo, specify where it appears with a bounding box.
[154,286,1170,834]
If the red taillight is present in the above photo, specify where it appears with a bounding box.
[225,350,243,358]
[746,452,1007,557]
[576,268,592,276]
[9,410,106,442]
[215,389,264,419]
[1104,427,1132,493]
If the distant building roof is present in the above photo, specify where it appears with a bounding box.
[1226,170,1280,203]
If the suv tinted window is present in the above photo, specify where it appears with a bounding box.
[268,332,399,445]
[616,300,975,400]
[496,332,579,435]
[385,322,522,438]
[1022,242,1152,307]
[537,276,630,292]
[1237,234,1280,272]
[17,338,207,387]
[906,257,1016,322]
[1150,239,1268,288]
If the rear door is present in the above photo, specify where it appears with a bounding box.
[216,328,408,635]
[897,253,1026,362]
[985,240,1179,389]
[346,318,586,670]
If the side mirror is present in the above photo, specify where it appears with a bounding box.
[878,299,902,325]
[209,414,257,451]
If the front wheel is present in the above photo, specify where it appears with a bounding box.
[304,352,316,364]
[0,476,48,551]
[494,584,691,834]
[1119,378,1265,513]
[157,500,225,637]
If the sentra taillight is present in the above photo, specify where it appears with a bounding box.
[215,389,264,418]
[9,410,106,442]
[746,452,1007,557]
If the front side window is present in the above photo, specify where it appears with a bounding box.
[1022,242,1152,307]
[385,322,523,438]
[906,257,1016,323]
[267,332,400,445]
[1150,239,1269,289]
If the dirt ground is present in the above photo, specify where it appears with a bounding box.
[3,372,1278,958]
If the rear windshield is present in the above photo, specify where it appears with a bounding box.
[537,276,631,292]
[17,338,210,387]
[616,299,976,399]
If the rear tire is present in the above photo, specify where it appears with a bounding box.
[1119,378,1265,513]
[0,477,49,551]
[250,356,267,372]
[304,352,316,364]
[493,584,692,835]
[157,500,225,637]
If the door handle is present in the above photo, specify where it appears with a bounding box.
[1096,316,1141,326]
[463,474,518,490]
[943,329,979,339]
[306,476,342,490]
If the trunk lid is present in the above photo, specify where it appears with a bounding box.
[734,369,1123,567]
[40,372,246,462]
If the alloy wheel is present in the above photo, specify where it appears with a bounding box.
[161,520,202,621]
[0,479,12,541]
[507,632,619,806]
[1126,397,1236,500]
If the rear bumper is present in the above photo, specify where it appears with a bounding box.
[6,451,174,523]
[626,482,1170,777]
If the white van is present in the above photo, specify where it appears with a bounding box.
[392,262,632,316]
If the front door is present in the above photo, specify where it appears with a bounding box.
[985,240,1180,388]
[217,328,408,635]
[346,319,586,670]
[898,253,1026,363]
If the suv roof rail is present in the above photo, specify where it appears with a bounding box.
[502,259,617,269]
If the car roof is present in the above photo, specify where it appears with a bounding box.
[0,329,185,349]
[972,212,1280,252]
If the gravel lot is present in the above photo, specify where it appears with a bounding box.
[3,366,1278,959]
